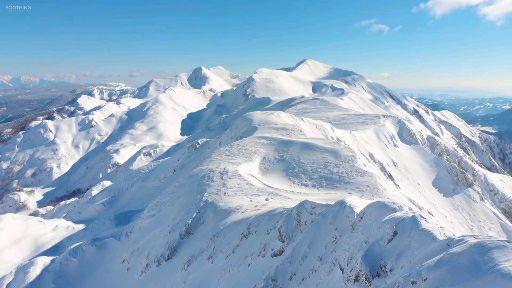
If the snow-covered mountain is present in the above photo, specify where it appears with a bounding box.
[471,108,512,143]
[413,95,512,143]
[0,76,73,89]
[1,60,512,287]
[412,95,512,118]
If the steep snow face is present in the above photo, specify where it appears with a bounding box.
[2,60,512,287]
[187,66,241,93]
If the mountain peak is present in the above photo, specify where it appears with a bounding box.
[136,75,188,98]
[278,59,357,81]
[295,58,329,68]
[187,66,232,92]
[280,59,330,72]
[190,65,208,74]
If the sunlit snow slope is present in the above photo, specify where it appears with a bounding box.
[1,60,512,287]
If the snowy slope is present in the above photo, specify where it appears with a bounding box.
[0,214,82,277]
[0,67,234,211]
[1,60,512,287]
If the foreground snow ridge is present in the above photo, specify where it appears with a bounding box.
[1,60,512,287]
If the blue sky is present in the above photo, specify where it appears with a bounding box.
[1,0,511,95]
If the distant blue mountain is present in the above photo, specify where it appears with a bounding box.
[412,94,512,143]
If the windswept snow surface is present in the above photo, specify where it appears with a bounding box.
[1,60,512,287]
[0,214,82,277]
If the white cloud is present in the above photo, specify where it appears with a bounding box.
[356,19,402,34]
[414,0,486,16]
[415,0,512,24]
[393,25,403,32]
[478,0,512,24]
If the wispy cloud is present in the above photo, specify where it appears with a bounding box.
[478,0,512,24]
[414,0,512,25]
[381,72,392,79]
[356,19,402,35]
[393,25,403,32]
